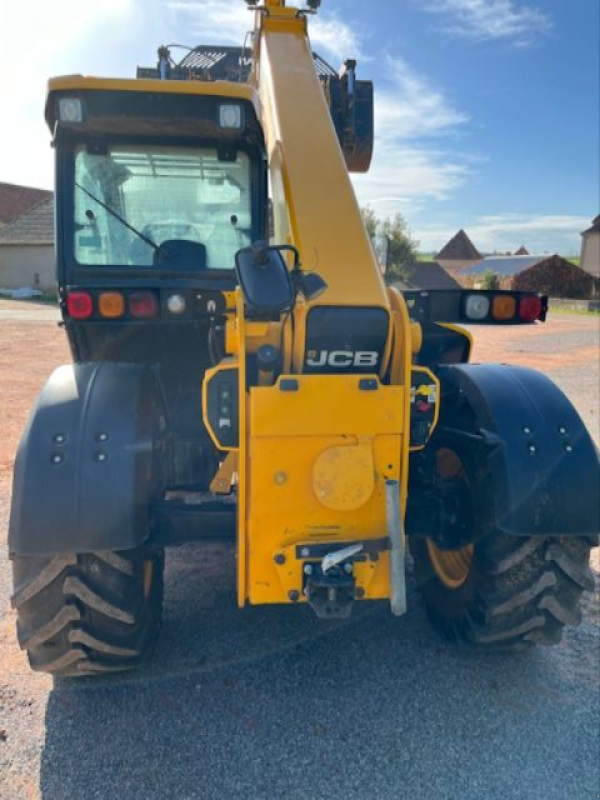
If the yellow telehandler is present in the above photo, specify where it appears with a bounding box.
[9,0,598,676]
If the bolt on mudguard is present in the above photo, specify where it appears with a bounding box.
[9,363,167,557]
[418,363,600,540]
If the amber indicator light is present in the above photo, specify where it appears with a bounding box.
[98,291,125,318]
[492,295,517,320]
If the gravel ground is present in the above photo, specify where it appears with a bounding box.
[0,307,598,800]
[0,299,60,322]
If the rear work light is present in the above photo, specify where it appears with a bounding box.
[491,294,517,321]
[98,291,125,318]
[129,291,159,319]
[519,295,543,322]
[66,291,93,319]
[464,294,490,321]
[58,97,83,123]
[219,103,242,129]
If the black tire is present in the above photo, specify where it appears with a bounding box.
[412,533,597,651]
[11,547,164,677]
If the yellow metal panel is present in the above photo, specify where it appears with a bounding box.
[387,287,413,386]
[410,322,423,354]
[47,75,260,111]
[244,320,283,354]
[312,443,375,511]
[236,290,249,607]
[251,375,404,437]
[222,291,236,311]
[246,375,404,604]
[210,452,239,495]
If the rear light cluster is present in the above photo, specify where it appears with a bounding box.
[66,291,93,319]
[462,292,545,323]
[65,290,182,321]
[129,291,158,319]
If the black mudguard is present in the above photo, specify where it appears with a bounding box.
[9,363,167,556]
[434,363,600,538]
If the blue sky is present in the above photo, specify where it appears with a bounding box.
[1,0,598,254]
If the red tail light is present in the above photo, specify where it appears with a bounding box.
[129,291,158,319]
[519,295,542,322]
[66,291,93,319]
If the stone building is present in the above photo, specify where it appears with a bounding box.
[580,215,600,278]
[461,254,597,299]
[0,198,55,291]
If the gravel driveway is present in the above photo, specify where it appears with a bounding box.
[0,308,598,800]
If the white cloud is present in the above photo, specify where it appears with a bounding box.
[423,0,552,46]
[353,146,471,221]
[1,0,469,213]
[353,57,471,219]
[167,0,251,46]
[165,6,470,216]
[166,6,470,218]
[168,1,363,64]
[415,214,590,254]
[309,13,365,63]
[376,58,468,140]
[0,0,142,188]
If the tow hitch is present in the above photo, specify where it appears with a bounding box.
[302,480,407,620]
[304,544,363,619]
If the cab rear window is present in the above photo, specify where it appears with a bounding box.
[73,143,252,270]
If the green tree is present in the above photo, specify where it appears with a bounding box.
[480,269,499,290]
[361,207,419,285]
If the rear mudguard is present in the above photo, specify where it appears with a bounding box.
[425,363,600,538]
[9,363,167,556]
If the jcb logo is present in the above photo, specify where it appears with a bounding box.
[306,350,379,368]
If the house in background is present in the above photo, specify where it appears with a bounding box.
[460,254,597,298]
[580,215,600,278]
[0,197,55,291]
[515,245,530,255]
[0,182,52,228]
[436,230,483,274]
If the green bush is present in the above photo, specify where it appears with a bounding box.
[480,269,500,290]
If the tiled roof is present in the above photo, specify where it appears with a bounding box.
[0,198,54,245]
[464,255,548,277]
[0,182,52,226]
[396,261,461,290]
[436,229,482,262]
[582,215,600,236]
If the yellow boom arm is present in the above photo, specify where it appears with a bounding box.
[205,1,415,612]
[251,1,390,312]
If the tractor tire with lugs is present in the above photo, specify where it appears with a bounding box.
[411,532,597,650]
[11,547,164,677]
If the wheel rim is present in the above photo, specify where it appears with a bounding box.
[424,446,474,589]
[143,560,154,599]
[426,540,474,589]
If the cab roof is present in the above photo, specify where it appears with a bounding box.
[46,75,261,131]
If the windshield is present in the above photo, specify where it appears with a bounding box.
[73,144,253,269]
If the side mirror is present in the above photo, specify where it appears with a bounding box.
[371,234,390,275]
[235,242,295,316]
